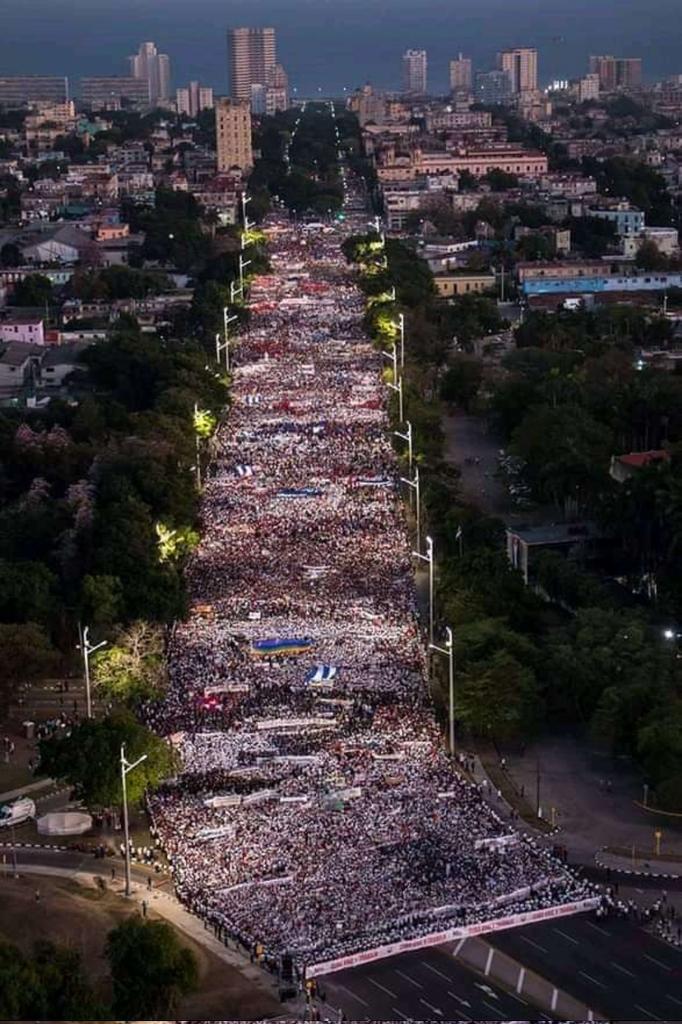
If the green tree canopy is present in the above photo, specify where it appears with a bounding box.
[38,710,176,807]
[106,917,198,1018]
[93,620,166,705]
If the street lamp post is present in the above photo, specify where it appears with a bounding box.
[430,627,455,755]
[120,743,147,897]
[397,313,405,369]
[217,312,238,372]
[387,374,404,423]
[239,253,252,295]
[193,402,203,489]
[241,193,252,244]
[400,465,422,552]
[413,534,434,645]
[77,626,107,719]
[393,420,413,474]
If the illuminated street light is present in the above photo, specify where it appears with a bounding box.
[120,744,147,896]
[76,626,107,719]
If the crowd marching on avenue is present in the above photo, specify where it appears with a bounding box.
[147,181,596,974]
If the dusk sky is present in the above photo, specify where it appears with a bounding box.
[0,0,680,94]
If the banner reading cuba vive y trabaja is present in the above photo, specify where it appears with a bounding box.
[304,897,600,979]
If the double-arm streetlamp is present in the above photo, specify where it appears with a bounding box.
[396,313,405,369]
[430,627,455,755]
[77,626,107,719]
[393,419,413,475]
[413,534,434,645]
[387,373,404,423]
[401,465,422,552]
[216,309,239,371]
[120,743,147,897]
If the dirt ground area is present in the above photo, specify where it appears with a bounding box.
[0,873,280,1019]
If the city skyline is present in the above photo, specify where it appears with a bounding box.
[0,0,679,97]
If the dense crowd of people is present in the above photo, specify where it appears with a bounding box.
[148,187,594,971]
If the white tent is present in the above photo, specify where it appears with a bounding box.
[37,811,92,836]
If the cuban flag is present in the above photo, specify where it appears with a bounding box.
[244,395,261,406]
[235,465,254,477]
[306,665,338,684]
[252,638,313,657]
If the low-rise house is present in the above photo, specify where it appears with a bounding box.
[434,271,496,298]
[0,340,43,397]
[0,318,45,346]
[609,450,670,484]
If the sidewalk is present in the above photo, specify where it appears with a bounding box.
[500,734,682,865]
[11,859,284,999]
[0,776,54,804]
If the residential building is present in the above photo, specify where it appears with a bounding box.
[0,318,45,346]
[349,85,386,127]
[215,98,253,172]
[250,83,266,115]
[434,272,496,298]
[590,201,645,236]
[266,63,289,114]
[449,54,472,94]
[0,76,68,107]
[589,55,643,92]
[610,450,670,484]
[402,50,428,95]
[376,147,548,183]
[128,41,171,104]
[577,74,601,103]
[228,27,276,102]
[80,76,150,110]
[522,271,682,298]
[0,341,43,396]
[497,48,538,94]
[176,81,214,117]
[41,341,90,388]
[617,58,643,90]
[475,70,512,106]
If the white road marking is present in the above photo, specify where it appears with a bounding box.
[610,961,637,978]
[518,934,549,953]
[475,982,498,998]
[448,989,472,1008]
[334,983,369,1007]
[643,953,672,971]
[367,977,397,999]
[420,998,444,1016]
[420,961,452,982]
[553,926,579,944]
[482,999,502,1015]
[634,1004,659,1020]
[666,995,682,1007]
[579,970,607,989]
[392,1008,411,1021]
[585,920,610,938]
[394,968,423,989]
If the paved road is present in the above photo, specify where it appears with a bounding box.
[321,945,542,1021]
[487,914,682,1022]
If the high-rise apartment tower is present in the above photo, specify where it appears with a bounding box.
[497,48,538,94]
[228,27,276,101]
[449,54,472,93]
[128,41,171,103]
[402,50,427,95]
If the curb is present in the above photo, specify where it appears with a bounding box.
[595,851,682,881]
